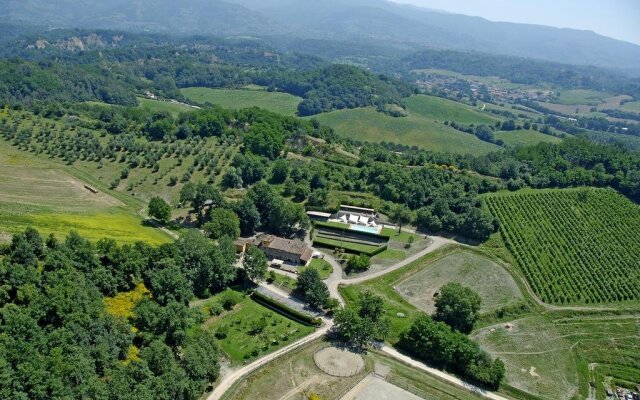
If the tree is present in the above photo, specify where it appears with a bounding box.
[234,197,261,236]
[390,204,412,233]
[358,290,384,322]
[148,196,172,223]
[203,208,240,240]
[270,159,289,183]
[434,282,482,334]
[346,254,371,272]
[295,268,329,309]
[242,247,268,283]
[147,261,193,306]
[181,330,220,383]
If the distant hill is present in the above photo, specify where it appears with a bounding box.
[3,0,640,75]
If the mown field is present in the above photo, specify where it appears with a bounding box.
[314,95,502,156]
[181,87,302,116]
[494,129,562,148]
[193,289,315,364]
[396,250,524,314]
[485,188,640,305]
[473,314,640,400]
[0,137,171,244]
[554,89,612,106]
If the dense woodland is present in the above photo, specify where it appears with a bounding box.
[0,228,228,400]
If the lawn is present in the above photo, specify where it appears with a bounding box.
[373,248,406,261]
[314,95,502,156]
[137,97,195,116]
[381,227,419,244]
[181,87,302,116]
[305,258,333,280]
[395,250,524,314]
[494,129,562,148]
[197,289,315,364]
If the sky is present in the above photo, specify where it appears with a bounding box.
[389,0,640,45]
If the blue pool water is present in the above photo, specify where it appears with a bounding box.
[349,224,381,234]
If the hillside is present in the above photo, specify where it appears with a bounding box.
[3,0,640,74]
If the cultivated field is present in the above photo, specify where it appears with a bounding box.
[396,250,524,314]
[181,87,302,116]
[314,95,502,155]
[494,129,562,148]
[554,89,612,106]
[196,289,315,364]
[0,138,170,244]
[485,188,640,305]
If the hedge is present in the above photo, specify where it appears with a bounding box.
[251,291,322,327]
[313,237,388,256]
[313,221,392,240]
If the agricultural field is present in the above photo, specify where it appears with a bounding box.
[474,314,640,400]
[193,289,315,364]
[396,250,524,314]
[222,338,484,400]
[137,97,196,116]
[181,87,302,116]
[494,129,562,148]
[0,136,171,244]
[553,89,612,106]
[485,188,640,305]
[621,100,640,113]
[314,95,502,156]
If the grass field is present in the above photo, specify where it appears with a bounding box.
[494,129,562,148]
[314,95,502,156]
[306,258,333,280]
[0,138,171,244]
[195,289,315,364]
[137,97,195,116]
[621,100,640,113]
[485,188,640,305]
[181,87,302,116]
[554,89,612,106]
[396,250,524,314]
[473,316,579,399]
[474,314,640,400]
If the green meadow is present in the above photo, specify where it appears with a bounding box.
[181,87,302,116]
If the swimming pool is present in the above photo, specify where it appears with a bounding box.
[349,224,381,234]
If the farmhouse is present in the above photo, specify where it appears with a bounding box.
[259,235,313,266]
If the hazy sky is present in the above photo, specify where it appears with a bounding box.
[389,0,640,45]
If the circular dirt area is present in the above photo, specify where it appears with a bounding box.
[314,346,365,377]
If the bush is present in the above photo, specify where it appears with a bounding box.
[208,302,223,316]
[220,290,242,310]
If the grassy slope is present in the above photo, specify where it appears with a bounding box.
[181,87,302,116]
[314,95,502,156]
[0,138,171,245]
[137,97,195,116]
[495,129,562,147]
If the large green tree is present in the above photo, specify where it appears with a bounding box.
[433,282,482,334]
[242,247,268,283]
[149,196,172,223]
[203,208,240,240]
[295,268,329,309]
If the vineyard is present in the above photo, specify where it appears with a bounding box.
[485,188,640,304]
